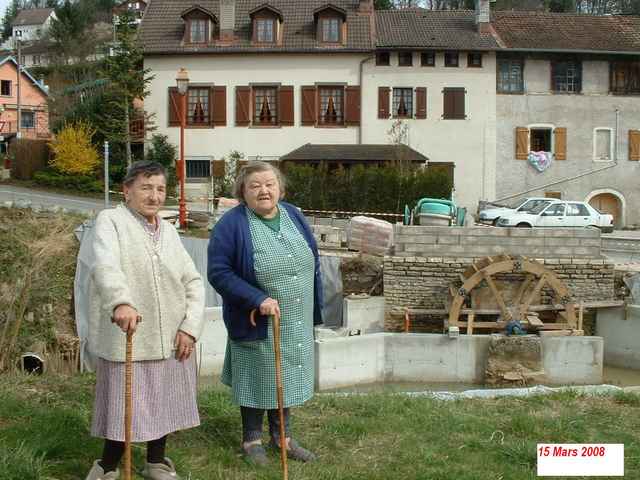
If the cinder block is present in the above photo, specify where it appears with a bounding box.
[545,238,581,247]
[437,236,461,245]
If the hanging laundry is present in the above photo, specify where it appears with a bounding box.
[527,151,552,172]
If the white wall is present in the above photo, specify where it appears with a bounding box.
[361,50,497,211]
[145,53,363,161]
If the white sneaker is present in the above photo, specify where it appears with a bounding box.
[141,457,181,479]
[85,460,120,480]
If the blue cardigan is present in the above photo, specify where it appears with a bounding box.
[207,202,324,341]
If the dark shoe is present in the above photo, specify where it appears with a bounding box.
[270,438,317,463]
[242,443,269,466]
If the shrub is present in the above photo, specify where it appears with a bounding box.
[145,134,177,193]
[284,163,453,214]
[48,121,100,175]
[33,169,103,192]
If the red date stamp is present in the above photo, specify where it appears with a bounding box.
[537,443,624,476]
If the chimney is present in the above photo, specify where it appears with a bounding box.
[475,0,491,34]
[359,0,373,13]
[220,0,236,41]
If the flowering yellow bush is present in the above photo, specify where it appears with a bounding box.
[48,122,100,175]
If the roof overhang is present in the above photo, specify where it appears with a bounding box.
[313,4,348,23]
[180,5,218,23]
[249,4,284,22]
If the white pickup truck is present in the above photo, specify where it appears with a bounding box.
[496,200,614,232]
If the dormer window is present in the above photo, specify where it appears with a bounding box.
[314,4,347,45]
[250,4,283,45]
[181,5,217,45]
[321,17,340,43]
[256,18,275,43]
[190,19,207,43]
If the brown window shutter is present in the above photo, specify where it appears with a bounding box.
[629,130,640,161]
[515,127,529,160]
[212,160,225,178]
[554,127,567,160]
[280,85,294,126]
[345,86,361,125]
[454,89,465,119]
[443,88,465,119]
[168,87,180,126]
[415,87,427,119]
[211,86,226,126]
[378,87,390,119]
[235,86,250,126]
[301,86,317,126]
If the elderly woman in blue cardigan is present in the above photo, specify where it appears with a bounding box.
[207,161,323,465]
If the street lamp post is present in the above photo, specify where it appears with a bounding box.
[176,68,189,229]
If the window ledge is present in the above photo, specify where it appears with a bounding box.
[249,125,282,129]
[497,91,524,95]
[186,124,212,129]
[316,124,347,129]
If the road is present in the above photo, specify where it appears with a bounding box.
[0,185,209,215]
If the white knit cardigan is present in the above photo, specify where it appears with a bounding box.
[88,205,205,362]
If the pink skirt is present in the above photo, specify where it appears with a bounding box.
[90,355,200,442]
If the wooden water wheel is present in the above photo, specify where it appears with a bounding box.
[447,255,580,335]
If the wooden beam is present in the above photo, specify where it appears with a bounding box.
[521,274,546,318]
[482,271,512,321]
[467,313,475,335]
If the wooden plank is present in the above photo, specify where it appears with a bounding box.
[527,315,544,327]
[521,274,546,318]
[578,303,584,331]
[514,275,534,307]
[482,271,512,321]
[539,330,572,337]
[467,313,475,335]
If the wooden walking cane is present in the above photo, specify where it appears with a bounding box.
[124,328,133,480]
[250,310,288,480]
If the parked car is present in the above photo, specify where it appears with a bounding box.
[496,201,614,232]
[478,197,552,225]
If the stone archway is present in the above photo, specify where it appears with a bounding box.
[586,189,625,229]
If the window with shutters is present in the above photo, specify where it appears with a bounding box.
[321,17,341,43]
[253,87,278,126]
[552,60,582,93]
[318,86,344,125]
[530,128,551,152]
[421,51,435,67]
[187,88,209,125]
[444,51,459,67]
[610,61,640,95]
[467,53,482,68]
[189,19,207,43]
[442,87,465,119]
[398,51,413,67]
[186,158,211,179]
[376,51,390,66]
[593,128,613,161]
[629,130,640,161]
[497,59,524,93]
[392,88,413,118]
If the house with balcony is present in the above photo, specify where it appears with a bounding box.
[0,55,50,144]
[113,0,148,25]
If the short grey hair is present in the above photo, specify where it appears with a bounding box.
[233,161,285,202]
[123,160,167,187]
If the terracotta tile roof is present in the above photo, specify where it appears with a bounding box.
[280,143,429,163]
[375,9,499,50]
[140,0,373,54]
[492,11,640,53]
[12,8,55,27]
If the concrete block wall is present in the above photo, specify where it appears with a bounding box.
[394,226,602,258]
[384,256,615,331]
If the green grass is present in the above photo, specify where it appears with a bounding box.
[1,373,639,479]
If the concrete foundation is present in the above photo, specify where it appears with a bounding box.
[342,295,385,334]
[596,304,640,369]
[201,308,604,390]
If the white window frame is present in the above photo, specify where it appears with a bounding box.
[526,123,556,156]
[592,127,613,162]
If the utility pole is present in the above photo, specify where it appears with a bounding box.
[16,31,21,139]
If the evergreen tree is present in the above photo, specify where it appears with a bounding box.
[100,10,154,167]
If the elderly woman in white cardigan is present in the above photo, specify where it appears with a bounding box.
[85,161,205,480]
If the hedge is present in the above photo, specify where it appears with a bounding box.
[283,163,453,214]
[33,169,103,193]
